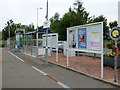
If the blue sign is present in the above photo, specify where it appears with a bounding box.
[110,27,120,41]
[78,28,87,49]
[16,33,22,47]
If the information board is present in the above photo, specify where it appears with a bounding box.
[87,25,101,50]
[67,22,103,53]
[15,29,25,47]
[42,33,58,50]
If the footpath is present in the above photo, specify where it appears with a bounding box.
[10,49,118,88]
[2,48,61,88]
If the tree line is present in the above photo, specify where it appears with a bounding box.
[2,0,109,41]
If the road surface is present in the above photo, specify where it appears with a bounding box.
[2,48,118,88]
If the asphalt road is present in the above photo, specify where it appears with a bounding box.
[2,48,118,88]
[2,48,61,88]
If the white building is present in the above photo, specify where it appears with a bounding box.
[118,1,120,27]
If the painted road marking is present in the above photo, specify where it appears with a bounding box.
[8,51,24,62]
[32,66,71,89]
[46,75,58,82]
[8,51,71,89]
[57,81,71,89]
[32,66,48,76]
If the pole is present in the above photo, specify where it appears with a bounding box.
[67,49,69,66]
[36,8,42,58]
[45,0,48,65]
[101,53,103,79]
[118,1,120,27]
[9,25,10,48]
[113,40,118,82]
[24,30,25,52]
[101,22,103,79]
[36,8,39,58]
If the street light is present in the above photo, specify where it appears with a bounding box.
[45,0,48,65]
[37,8,43,57]
[6,22,13,48]
[9,22,13,48]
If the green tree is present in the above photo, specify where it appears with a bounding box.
[50,12,60,33]
[2,19,15,40]
[2,20,36,40]
[25,23,35,32]
[50,0,89,40]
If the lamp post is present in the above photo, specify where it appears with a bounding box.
[9,25,10,47]
[8,22,13,48]
[45,0,48,65]
[37,8,43,57]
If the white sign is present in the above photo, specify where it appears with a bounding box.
[43,21,50,29]
[42,33,58,50]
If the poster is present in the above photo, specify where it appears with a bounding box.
[68,30,76,48]
[15,29,24,47]
[78,28,87,49]
[16,33,21,46]
[87,25,101,50]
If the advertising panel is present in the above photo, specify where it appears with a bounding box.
[68,30,76,48]
[67,22,103,54]
[15,29,25,47]
[87,25,101,50]
[78,28,87,49]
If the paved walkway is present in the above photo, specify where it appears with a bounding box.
[2,48,61,88]
[39,52,119,81]
[0,48,2,90]
[10,49,118,88]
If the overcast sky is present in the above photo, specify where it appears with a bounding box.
[0,0,120,31]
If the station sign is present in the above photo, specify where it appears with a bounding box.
[43,21,50,29]
[109,27,120,41]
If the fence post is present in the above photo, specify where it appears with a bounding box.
[101,22,103,79]
[67,49,69,67]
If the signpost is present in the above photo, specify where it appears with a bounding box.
[67,22,104,78]
[109,27,120,82]
[44,0,49,65]
[43,21,50,29]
